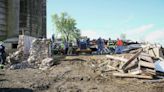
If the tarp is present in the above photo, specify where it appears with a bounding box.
[155,60,164,72]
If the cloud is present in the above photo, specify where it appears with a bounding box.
[126,24,154,36]
[145,30,164,45]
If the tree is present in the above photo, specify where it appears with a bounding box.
[52,12,81,43]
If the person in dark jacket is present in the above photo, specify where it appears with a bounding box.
[0,42,6,65]
[64,41,69,55]
[97,37,105,54]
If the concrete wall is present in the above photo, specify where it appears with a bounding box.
[0,0,7,40]
[0,0,46,41]
[7,0,20,38]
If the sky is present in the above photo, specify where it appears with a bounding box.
[47,0,164,45]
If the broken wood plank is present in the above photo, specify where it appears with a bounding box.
[121,48,143,71]
[139,61,155,69]
[106,55,128,62]
[107,65,123,73]
[113,73,153,79]
[142,68,156,75]
[129,70,142,75]
[139,55,154,63]
[140,52,153,57]
[158,57,164,61]
[124,58,139,71]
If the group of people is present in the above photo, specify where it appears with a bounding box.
[97,37,124,54]
[52,37,124,55]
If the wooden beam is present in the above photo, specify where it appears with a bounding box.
[107,65,123,73]
[142,68,156,75]
[140,53,156,58]
[124,59,138,71]
[139,55,154,63]
[129,70,142,75]
[121,48,143,71]
[139,61,155,69]
[113,73,153,79]
[106,55,128,62]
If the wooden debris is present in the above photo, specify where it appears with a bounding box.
[124,58,138,71]
[113,73,153,79]
[106,55,128,62]
[139,55,154,63]
[121,48,143,71]
[107,65,123,73]
[142,68,156,75]
[103,44,164,79]
[129,70,142,75]
[139,60,155,69]
[140,52,156,59]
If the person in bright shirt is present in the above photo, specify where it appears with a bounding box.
[115,38,123,54]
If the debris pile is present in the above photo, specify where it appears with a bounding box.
[27,38,52,69]
[7,36,27,64]
[7,35,53,70]
[90,44,164,79]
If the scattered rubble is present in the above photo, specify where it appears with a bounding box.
[27,38,52,68]
[89,44,164,79]
[7,35,53,70]
[5,35,164,80]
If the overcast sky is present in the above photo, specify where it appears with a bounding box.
[47,0,164,45]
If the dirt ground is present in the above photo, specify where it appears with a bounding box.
[0,55,164,92]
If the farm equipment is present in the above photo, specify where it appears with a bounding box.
[76,36,92,54]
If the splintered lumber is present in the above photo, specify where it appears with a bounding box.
[121,48,143,71]
[149,48,156,57]
[106,55,128,62]
[113,73,153,79]
[129,70,142,75]
[142,68,156,75]
[148,47,164,58]
[107,65,123,73]
[139,55,154,63]
[139,61,155,69]
[159,57,164,61]
[140,52,156,59]
[124,58,138,71]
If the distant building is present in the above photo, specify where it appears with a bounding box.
[0,0,47,41]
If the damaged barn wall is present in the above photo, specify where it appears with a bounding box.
[18,35,36,55]
[19,0,47,38]
[7,0,20,38]
[0,0,7,40]
[7,35,52,69]
[0,0,46,41]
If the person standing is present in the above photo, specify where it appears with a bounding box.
[64,41,69,55]
[115,38,123,54]
[97,37,105,54]
[67,42,73,55]
[0,42,6,65]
